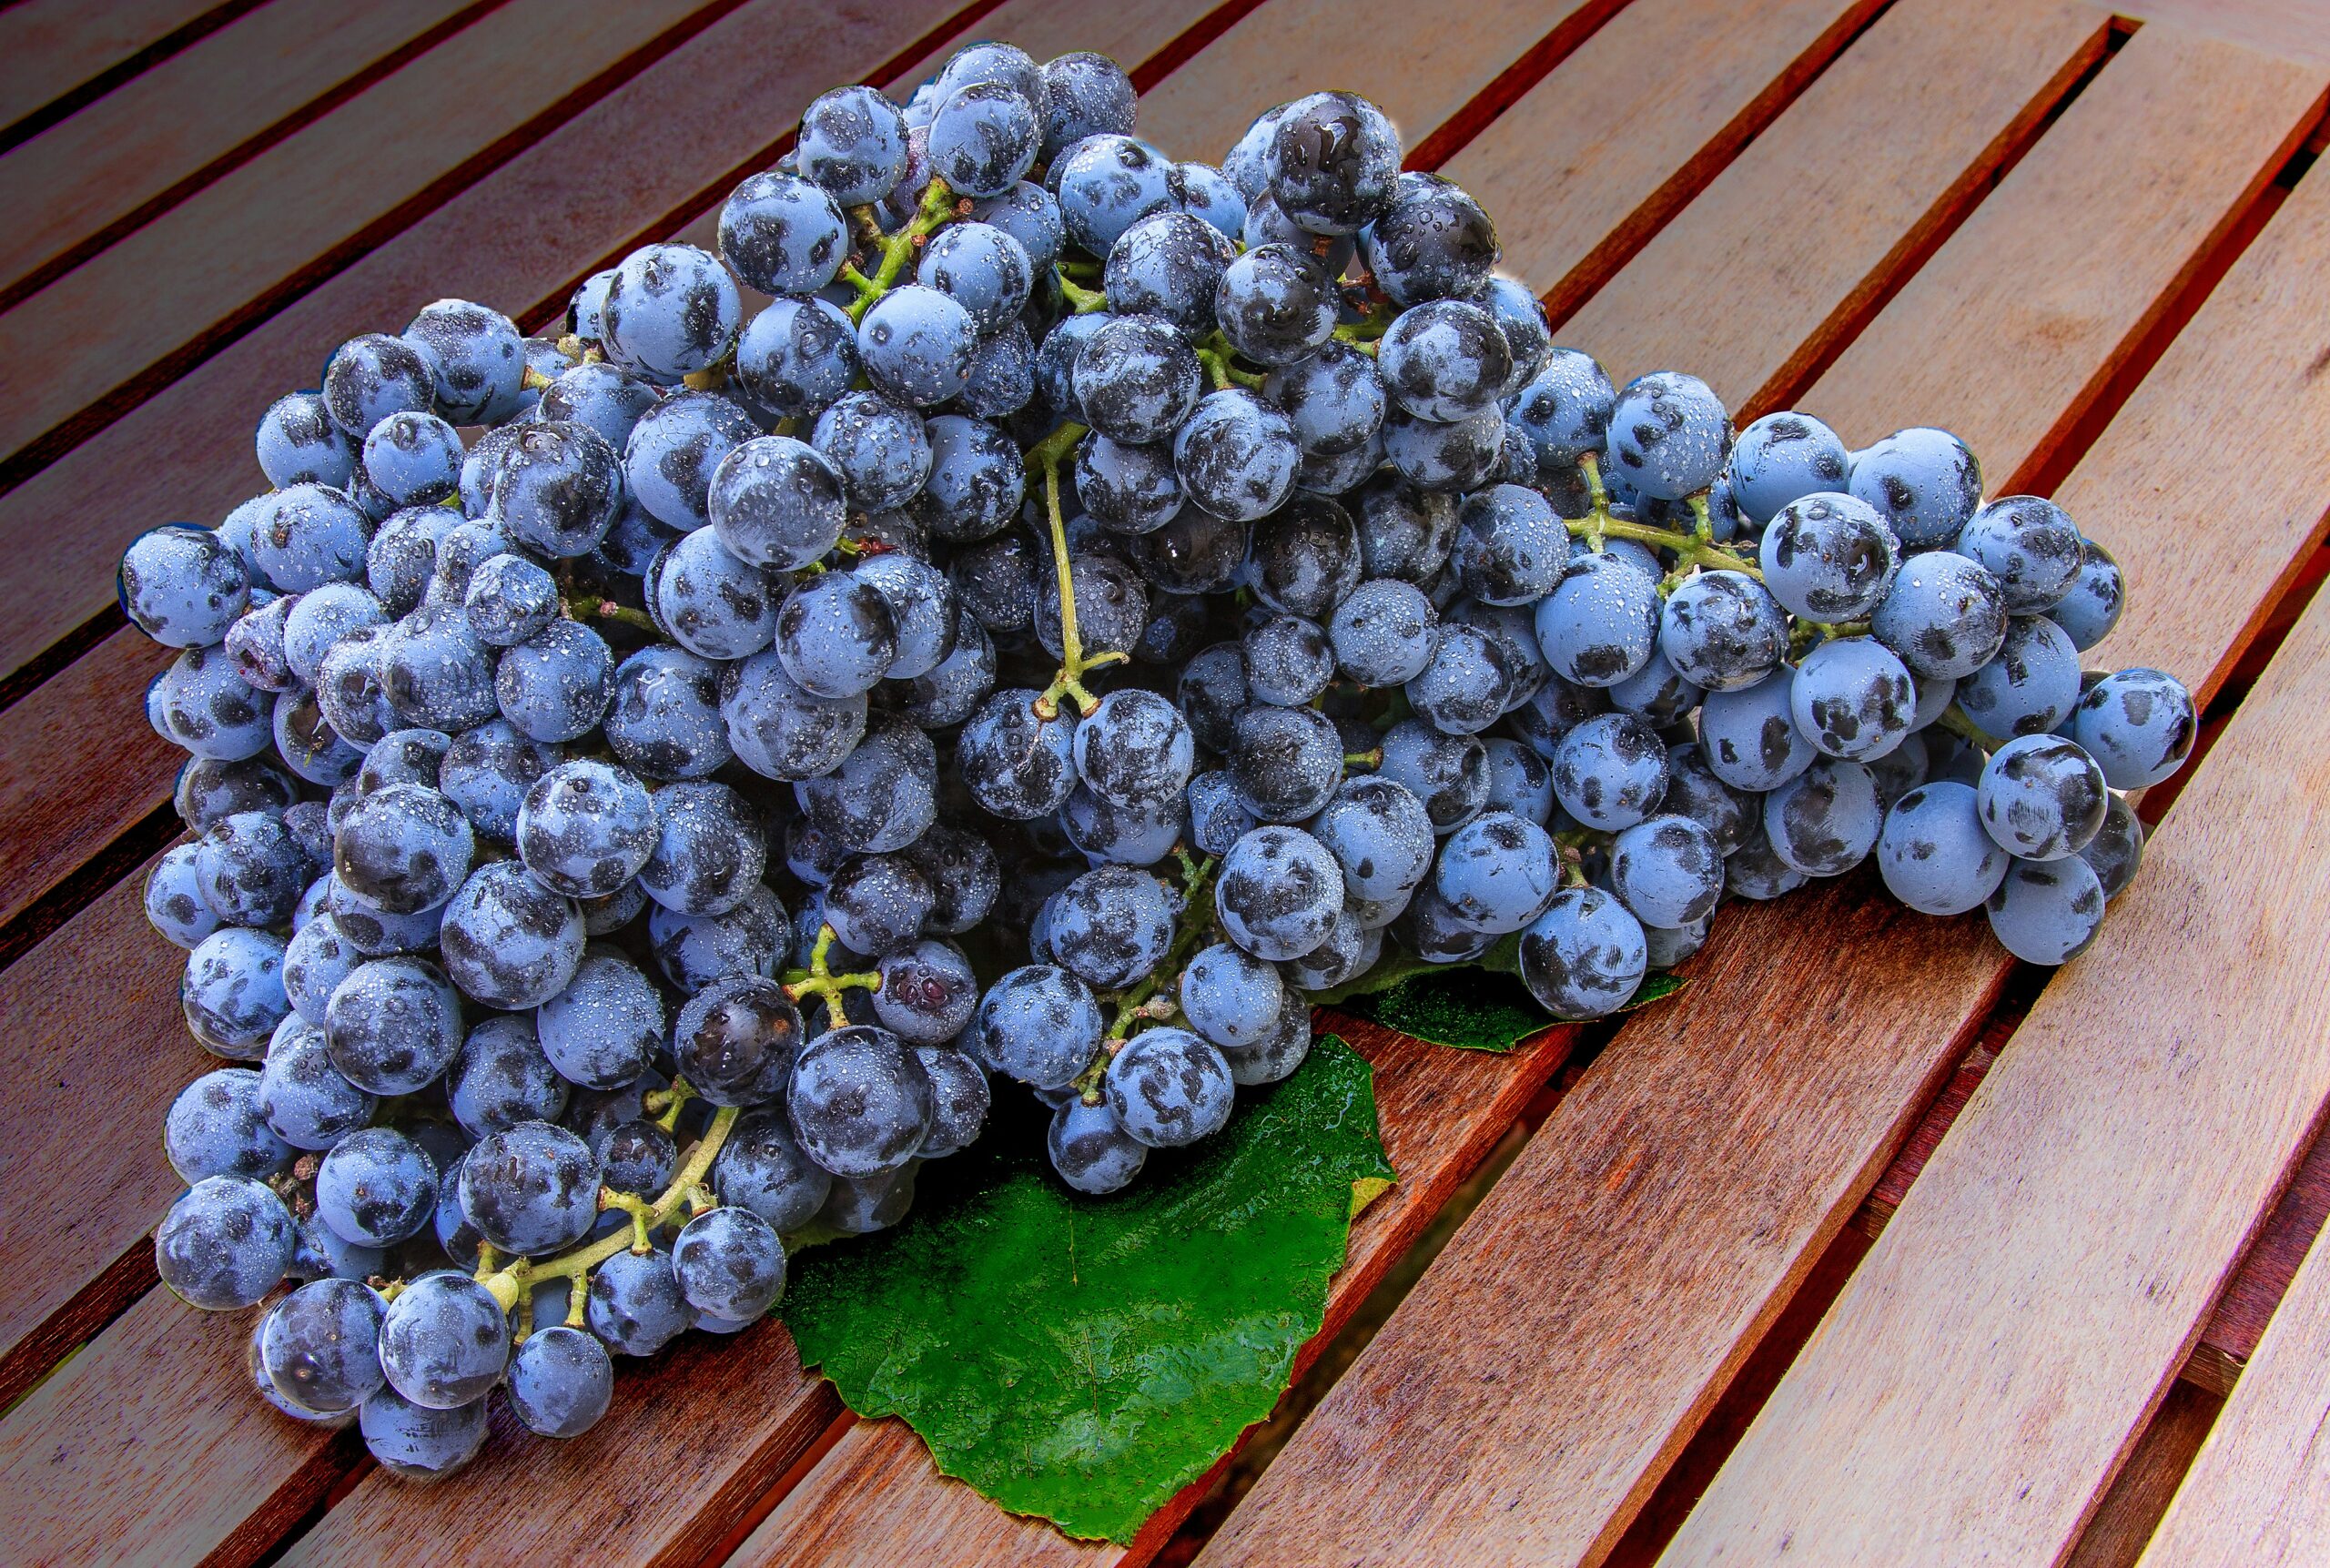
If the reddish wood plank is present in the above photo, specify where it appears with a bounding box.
[1440,0,1885,329]
[1558,0,2112,408]
[1191,36,2330,1568]
[1661,551,2330,1567]
[727,1014,1580,1568]
[0,0,492,305]
[0,0,736,474]
[2193,1122,2330,1387]
[0,1290,360,1568]
[0,0,236,134]
[0,629,183,931]
[0,869,199,1381]
[0,0,980,685]
[2068,1382,2224,1568]
[1801,23,2326,493]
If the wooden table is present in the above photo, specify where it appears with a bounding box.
[5,0,2329,1562]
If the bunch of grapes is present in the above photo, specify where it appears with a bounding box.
[115,37,2195,1482]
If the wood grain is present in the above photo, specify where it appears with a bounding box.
[0,0,725,471]
[727,1013,1582,1568]
[0,628,186,932]
[2068,1382,2224,1568]
[0,0,977,684]
[2140,1223,2330,1565]
[1130,0,1615,167]
[0,868,206,1379]
[0,0,233,133]
[1558,0,2112,409]
[1440,0,1884,329]
[1658,553,2330,1567]
[1800,22,2325,491]
[1193,40,2330,1568]
[0,0,491,303]
[0,1289,360,1568]
[2191,1118,2330,1391]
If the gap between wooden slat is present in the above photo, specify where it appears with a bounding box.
[0,0,268,156]
[0,0,518,316]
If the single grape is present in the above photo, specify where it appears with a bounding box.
[260,1277,387,1413]
[1877,780,2009,915]
[1377,718,1488,834]
[1552,712,1670,831]
[324,954,462,1094]
[1048,1096,1147,1194]
[1226,703,1344,822]
[674,1206,788,1321]
[379,1270,509,1409]
[1697,666,1817,792]
[1791,636,1915,761]
[2071,667,2196,789]
[460,1120,602,1255]
[1958,495,2083,613]
[1760,492,1898,622]
[315,1126,439,1247]
[1977,733,2108,860]
[1763,756,1881,876]
[588,1245,693,1357]
[1517,887,1647,1017]
[1435,811,1560,933]
[156,1173,295,1310]
[1609,814,1725,927]
[1217,824,1342,961]
[539,949,664,1089]
[788,1024,936,1177]
[2081,791,2145,899]
[1847,427,1981,548]
[166,1067,293,1183]
[1957,614,2082,740]
[449,1013,570,1138]
[1869,550,2008,682]
[1536,551,1660,688]
[507,1322,615,1439]
[1987,855,2106,965]
[360,1385,488,1480]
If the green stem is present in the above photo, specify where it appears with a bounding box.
[476,1106,741,1312]
[784,922,883,1029]
[844,177,960,324]
[566,596,658,635]
[1032,448,1128,719]
[1194,344,1264,391]
[1935,703,1997,752]
[1071,856,1219,1101]
[1057,273,1109,314]
[1343,748,1383,770]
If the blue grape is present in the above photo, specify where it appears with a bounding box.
[1763,756,1880,876]
[1105,1028,1233,1148]
[120,525,249,648]
[1075,315,1202,444]
[1482,737,1556,825]
[261,1277,387,1413]
[624,389,759,530]
[1047,865,1178,988]
[958,688,1078,820]
[1038,50,1133,158]
[603,644,731,781]
[1073,687,1194,807]
[507,1323,614,1439]
[147,843,223,948]
[362,411,462,509]
[1328,578,1438,686]
[1987,855,2106,965]
[1552,712,1669,830]
[1246,492,1360,618]
[537,361,658,453]
[653,526,778,660]
[674,1206,787,1320]
[316,1126,438,1246]
[972,179,1065,270]
[1175,388,1301,521]
[1877,780,2009,915]
[1361,174,1497,306]
[324,332,439,437]
[1535,551,1660,688]
[460,1120,601,1254]
[1604,371,1730,501]
[798,85,909,204]
[1869,550,2007,681]
[1517,886,1646,1017]
[920,221,1034,332]
[1057,134,1177,254]
[1405,622,1514,734]
[721,649,866,781]
[1436,811,1560,933]
[1378,298,1510,421]
[1214,243,1337,367]
[1848,427,1981,548]
[1697,665,1817,791]
[1958,495,2082,613]
[1609,814,1724,927]
[539,950,664,1089]
[256,392,356,490]
[1243,612,1335,706]
[1217,824,1342,961]
[360,1386,487,1479]
[929,79,1040,197]
[1452,482,1565,606]
[980,964,1104,1089]
[1226,703,1343,821]
[166,1067,293,1182]
[794,719,937,855]
[438,861,583,1008]
[719,169,848,294]
[858,284,977,407]
[736,296,859,421]
[1378,718,1487,834]
[183,926,290,1057]
[157,1173,294,1310]
[1265,90,1399,234]
[1727,411,1849,525]
[788,1024,935,1177]
[489,420,621,558]
[1106,210,1232,331]
[1048,1096,1147,1194]
[379,1270,508,1409]
[713,1105,832,1231]
[2071,667,2195,789]
[811,389,932,511]
[587,1246,692,1357]
[603,244,740,383]
[2081,791,2144,900]
[496,619,613,744]
[1978,733,2107,860]
[1791,636,1915,761]
[1760,491,1898,622]
[1957,614,2082,740]
[820,850,933,954]
[450,1014,569,1138]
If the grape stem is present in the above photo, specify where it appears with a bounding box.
[1565,456,1760,577]
[1935,703,1997,752]
[1056,274,1109,315]
[842,177,961,325]
[1072,854,1220,1101]
[783,922,883,1029]
[472,1105,742,1313]
[1029,439,1128,719]
[564,596,658,635]
[1193,343,1264,392]
[1342,748,1383,770]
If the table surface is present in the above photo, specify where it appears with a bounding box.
[4,2,2329,1564]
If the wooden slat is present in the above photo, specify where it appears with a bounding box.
[2141,1225,2330,1565]
[1658,549,2330,1567]
[0,870,195,1382]
[1438,0,1885,329]
[1558,0,2112,408]
[279,1320,842,1567]
[0,0,491,304]
[2069,1382,2224,1568]
[727,1015,1577,1568]
[0,631,182,931]
[0,0,989,684]
[1800,22,2326,492]
[1128,0,1616,164]
[2188,1119,2330,1392]
[0,0,725,474]
[0,1290,360,1568]
[0,0,234,133]
[1190,36,2330,1567]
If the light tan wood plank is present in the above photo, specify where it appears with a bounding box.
[728,1014,1578,1568]
[0,0,227,131]
[1659,535,2330,1568]
[0,1290,356,1568]
[0,0,484,300]
[1802,21,2325,491]
[0,0,715,469]
[1194,43,2330,1568]
[1441,0,1885,327]
[1561,0,2112,409]
[2142,1224,2330,1566]
[2122,0,2330,70]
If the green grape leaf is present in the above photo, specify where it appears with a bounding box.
[783,1037,1396,1543]
[1332,963,1696,1053]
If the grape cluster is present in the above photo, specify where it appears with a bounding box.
[117,39,2193,1482]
